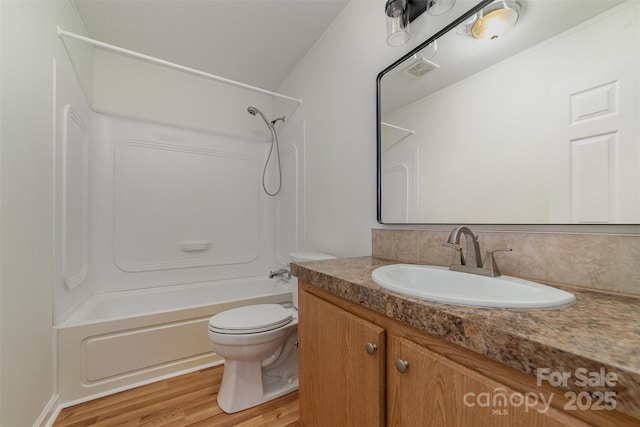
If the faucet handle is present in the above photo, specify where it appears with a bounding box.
[442,243,465,266]
[482,248,512,277]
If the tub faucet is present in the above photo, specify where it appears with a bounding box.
[269,268,291,280]
[442,226,512,277]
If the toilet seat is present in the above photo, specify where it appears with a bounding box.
[208,304,293,334]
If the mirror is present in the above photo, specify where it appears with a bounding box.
[377,0,639,224]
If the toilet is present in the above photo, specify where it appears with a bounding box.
[207,251,335,413]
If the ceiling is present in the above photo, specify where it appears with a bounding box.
[73,0,350,91]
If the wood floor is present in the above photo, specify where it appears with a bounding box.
[53,365,299,427]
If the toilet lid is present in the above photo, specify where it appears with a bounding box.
[208,304,293,334]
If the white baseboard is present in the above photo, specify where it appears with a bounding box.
[34,394,60,427]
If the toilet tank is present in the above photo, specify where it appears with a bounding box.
[288,251,336,308]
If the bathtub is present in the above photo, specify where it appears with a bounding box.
[56,276,292,405]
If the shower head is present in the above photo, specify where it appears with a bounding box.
[247,106,285,128]
[247,106,270,128]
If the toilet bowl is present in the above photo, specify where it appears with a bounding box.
[207,251,335,413]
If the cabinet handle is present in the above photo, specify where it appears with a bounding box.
[365,342,377,355]
[395,359,409,373]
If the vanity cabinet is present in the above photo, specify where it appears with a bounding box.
[298,289,385,426]
[386,336,578,426]
[298,281,635,427]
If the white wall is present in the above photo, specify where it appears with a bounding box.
[277,0,477,256]
[0,1,90,425]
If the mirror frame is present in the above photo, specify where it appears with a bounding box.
[375,0,640,234]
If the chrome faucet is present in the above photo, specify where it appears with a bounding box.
[445,226,482,268]
[443,226,512,277]
[269,268,291,280]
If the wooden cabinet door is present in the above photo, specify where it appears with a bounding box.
[387,336,585,427]
[299,290,386,427]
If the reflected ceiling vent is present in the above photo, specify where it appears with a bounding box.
[402,58,440,78]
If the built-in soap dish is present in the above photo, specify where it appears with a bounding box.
[177,241,212,253]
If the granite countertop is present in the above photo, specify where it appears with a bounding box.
[291,256,640,419]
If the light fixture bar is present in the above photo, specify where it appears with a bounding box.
[57,27,303,105]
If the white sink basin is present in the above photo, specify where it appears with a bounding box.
[371,264,576,309]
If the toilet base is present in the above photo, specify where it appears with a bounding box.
[217,359,299,413]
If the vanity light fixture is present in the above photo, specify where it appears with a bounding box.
[385,0,456,47]
[458,0,522,40]
[386,0,410,47]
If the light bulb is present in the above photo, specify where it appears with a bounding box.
[471,5,519,40]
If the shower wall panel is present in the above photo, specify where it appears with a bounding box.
[113,139,259,272]
[54,59,92,324]
[87,113,279,294]
[276,119,305,265]
[62,106,89,287]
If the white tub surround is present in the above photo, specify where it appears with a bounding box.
[51,9,308,414]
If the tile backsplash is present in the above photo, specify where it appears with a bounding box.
[372,229,640,296]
